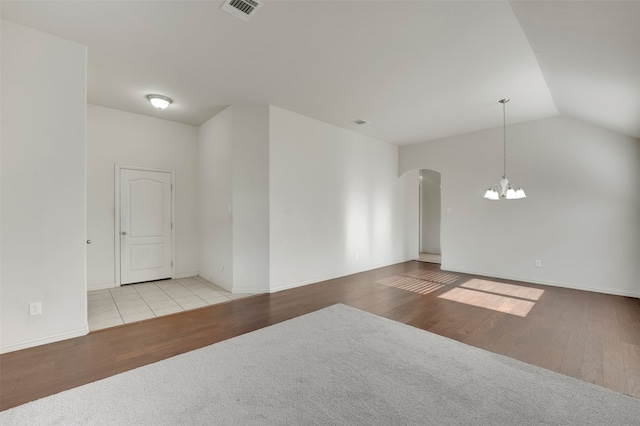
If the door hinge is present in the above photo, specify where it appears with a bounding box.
[171,261,173,267]
[171,222,173,229]
[171,184,173,190]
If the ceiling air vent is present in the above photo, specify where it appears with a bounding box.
[221,0,263,22]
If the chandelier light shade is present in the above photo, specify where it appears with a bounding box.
[146,94,172,110]
[483,98,527,201]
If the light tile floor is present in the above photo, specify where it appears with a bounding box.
[416,252,442,264]
[88,276,254,332]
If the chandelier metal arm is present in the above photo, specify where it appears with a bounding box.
[502,98,507,178]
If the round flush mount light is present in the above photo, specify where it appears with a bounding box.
[146,94,172,110]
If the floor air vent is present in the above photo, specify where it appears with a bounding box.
[221,0,263,22]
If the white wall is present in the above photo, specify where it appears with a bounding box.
[269,106,417,291]
[87,105,199,289]
[400,116,640,297]
[1,21,88,352]
[420,170,441,254]
[198,105,270,293]
[231,105,270,293]
[199,104,417,293]
[198,107,233,289]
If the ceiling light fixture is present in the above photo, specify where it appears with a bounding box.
[351,119,369,125]
[483,98,526,201]
[146,94,172,110]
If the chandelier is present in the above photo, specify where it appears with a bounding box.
[483,98,526,200]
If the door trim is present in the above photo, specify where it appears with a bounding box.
[114,165,176,287]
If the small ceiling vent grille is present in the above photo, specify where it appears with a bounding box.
[221,0,263,22]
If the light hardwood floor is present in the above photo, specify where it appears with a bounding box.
[1,261,639,411]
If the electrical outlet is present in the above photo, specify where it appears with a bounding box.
[29,302,42,316]
[535,259,542,268]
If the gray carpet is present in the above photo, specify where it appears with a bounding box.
[2,304,639,425]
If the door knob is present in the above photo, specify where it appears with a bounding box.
[121,231,127,236]
[86,240,92,244]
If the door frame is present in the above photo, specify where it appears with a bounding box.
[114,164,176,287]
[418,171,423,254]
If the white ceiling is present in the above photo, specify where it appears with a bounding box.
[1,1,638,145]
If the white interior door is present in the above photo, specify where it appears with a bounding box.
[120,169,173,285]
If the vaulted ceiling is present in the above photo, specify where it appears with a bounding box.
[2,1,638,145]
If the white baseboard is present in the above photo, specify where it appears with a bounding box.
[269,257,412,294]
[233,287,268,294]
[200,276,232,292]
[442,266,640,299]
[198,257,411,295]
[269,274,344,293]
[87,283,117,291]
[175,271,199,279]
[0,326,89,354]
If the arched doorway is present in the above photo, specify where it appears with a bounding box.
[418,169,442,264]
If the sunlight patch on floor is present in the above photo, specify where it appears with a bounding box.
[438,279,544,317]
[460,279,544,301]
[401,269,460,285]
[376,275,444,295]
